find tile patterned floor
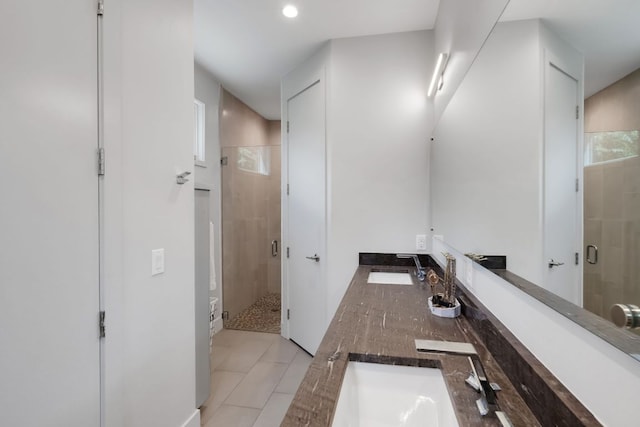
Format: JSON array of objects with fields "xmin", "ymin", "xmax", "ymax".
[
  {"xmin": 225, "ymin": 294, "xmax": 282, "ymax": 334},
  {"xmin": 201, "ymin": 329, "xmax": 312, "ymax": 427}
]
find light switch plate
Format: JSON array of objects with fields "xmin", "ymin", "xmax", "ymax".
[
  {"xmin": 416, "ymin": 234, "xmax": 427, "ymax": 250},
  {"xmin": 152, "ymin": 248, "xmax": 165, "ymax": 276}
]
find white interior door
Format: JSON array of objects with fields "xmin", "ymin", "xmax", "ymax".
[
  {"xmin": 0, "ymin": 1, "xmax": 101, "ymax": 425},
  {"xmin": 544, "ymin": 61, "xmax": 580, "ymax": 305},
  {"xmin": 287, "ymin": 80, "xmax": 326, "ymax": 355}
]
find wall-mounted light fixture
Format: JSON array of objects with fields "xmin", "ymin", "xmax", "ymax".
[
  {"xmin": 427, "ymin": 53, "xmax": 449, "ymax": 97},
  {"xmin": 282, "ymin": 4, "xmax": 298, "ymax": 18}
]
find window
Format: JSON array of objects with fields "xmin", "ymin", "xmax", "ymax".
[
  {"xmin": 194, "ymin": 99, "xmax": 205, "ymax": 166},
  {"xmin": 237, "ymin": 146, "xmax": 271, "ymax": 176},
  {"xmin": 585, "ymin": 130, "xmax": 639, "ymax": 165}
]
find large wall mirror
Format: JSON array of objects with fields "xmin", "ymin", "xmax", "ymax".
[{"xmin": 431, "ymin": 0, "xmax": 640, "ymax": 359}]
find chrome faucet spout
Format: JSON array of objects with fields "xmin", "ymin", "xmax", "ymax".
[
  {"xmin": 467, "ymin": 356, "xmax": 498, "ymax": 416},
  {"xmin": 396, "ymin": 253, "xmax": 426, "ymax": 281}
]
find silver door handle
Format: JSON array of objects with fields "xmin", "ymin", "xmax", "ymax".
[
  {"xmin": 548, "ymin": 259, "xmax": 564, "ymax": 268},
  {"xmin": 305, "ymin": 254, "xmax": 320, "ymax": 262},
  {"xmin": 271, "ymin": 240, "xmax": 278, "ymax": 257},
  {"xmin": 586, "ymin": 244, "xmax": 598, "ymax": 264}
]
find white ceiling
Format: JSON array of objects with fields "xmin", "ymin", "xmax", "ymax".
[
  {"xmin": 501, "ymin": 0, "xmax": 640, "ymax": 98},
  {"xmin": 194, "ymin": 0, "xmax": 640, "ymax": 120},
  {"xmin": 194, "ymin": 0, "xmax": 440, "ymax": 119}
]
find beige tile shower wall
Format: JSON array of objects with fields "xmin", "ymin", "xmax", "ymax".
[
  {"xmin": 584, "ymin": 157, "xmax": 640, "ymax": 317},
  {"xmin": 220, "ymin": 88, "xmax": 269, "ymax": 148},
  {"xmin": 267, "ymin": 121, "xmax": 282, "ymax": 295},
  {"xmin": 585, "ymin": 67, "xmax": 640, "ymax": 132},
  {"xmin": 583, "ymin": 163, "xmax": 604, "ymax": 316},
  {"xmin": 221, "ymin": 146, "xmax": 268, "ymax": 319},
  {"xmin": 220, "ymin": 88, "xmax": 281, "ymax": 320},
  {"xmin": 268, "ymin": 120, "xmax": 281, "ymax": 146},
  {"xmin": 584, "ymin": 67, "xmax": 640, "ymax": 322}
]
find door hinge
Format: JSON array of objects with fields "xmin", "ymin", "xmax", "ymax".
[
  {"xmin": 220, "ymin": 156, "xmax": 228, "ymax": 166},
  {"xmin": 286, "ymin": 121, "xmax": 290, "ymax": 133},
  {"xmin": 287, "ymin": 309, "xmax": 290, "ymax": 320},
  {"xmin": 286, "ymin": 184, "xmax": 289, "ymax": 195},
  {"xmin": 98, "ymin": 147, "xmax": 105, "ymax": 176},
  {"xmin": 286, "ymin": 247, "xmax": 290, "ymax": 258},
  {"xmin": 222, "ymin": 311, "xmax": 229, "ymax": 321},
  {"xmin": 576, "ymin": 105, "xmax": 579, "ymax": 119},
  {"xmin": 575, "ymin": 252, "xmax": 579, "ymax": 265},
  {"xmin": 99, "ymin": 311, "xmax": 106, "ymax": 338},
  {"xmin": 97, "ymin": 0, "xmax": 104, "ymax": 15},
  {"xmin": 575, "ymin": 178, "xmax": 579, "ymax": 192}
]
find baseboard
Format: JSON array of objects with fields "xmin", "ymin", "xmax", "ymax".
[{"xmin": 180, "ymin": 409, "xmax": 200, "ymax": 427}]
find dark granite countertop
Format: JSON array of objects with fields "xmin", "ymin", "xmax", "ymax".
[{"xmin": 282, "ymin": 264, "xmax": 540, "ymax": 426}]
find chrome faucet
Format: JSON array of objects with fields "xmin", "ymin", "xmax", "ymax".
[
  {"xmin": 442, "ymin": 252, "xmax": 457, "ymax": 305},
  {"xmin": 465, "ymin": 356, "xmax": 513, "ymax": 426},
  {"xmin": 427, "ymin": 253, "xmax": 457, "ymax": 307},
  {"xmin": 396, "ymin": 253, "xmax": 426, "ymax": 281},
  {"xmin": 466, "ymin": 356, "xmax": 497, "ymax": 415}
]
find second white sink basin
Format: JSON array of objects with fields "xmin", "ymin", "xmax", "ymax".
[
  {"xmin": 367, "ymin": 271, "xmax": 413, "ymax": 285},
  {"xmin": 332, "ymin": 361, "xmax": 459, "ymax": 427}
]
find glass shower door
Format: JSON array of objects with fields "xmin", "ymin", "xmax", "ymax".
[
  {"xmin": 220, "ymin": 145, "xmax": 281, "ymax": 331},
  {"xmin": 583, "ymin": 131, "xmax": 640, "ymax": 333}
]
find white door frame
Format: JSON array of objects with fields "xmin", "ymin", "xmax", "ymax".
[{"xmin": 97, "ymin": 6, "xmax": 106, "ymax": 425}]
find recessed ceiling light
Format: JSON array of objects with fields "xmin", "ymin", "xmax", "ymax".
[{"xmin": 282, "ymin": 4, "xmax": 298, "ymax": 18}]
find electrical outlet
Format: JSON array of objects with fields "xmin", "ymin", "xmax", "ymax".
[{"xmin": 416, "ymin": 234, "xmax": 427, "ymax": 250}]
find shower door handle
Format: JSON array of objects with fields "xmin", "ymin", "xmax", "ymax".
[
  {"xmin": 586, "ymin": 244, "xmax": 598, "ymax": 264},
  {"xmin": 271, "ymin": 240, "xmax": 278, "ymax": 257},
  {"xmin": 611, "ymin": 304, "xmax": 640, "ymax": 329}
]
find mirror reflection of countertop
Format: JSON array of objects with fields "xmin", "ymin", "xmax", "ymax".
[{"xmin": 281, "ymin": 263, "xmax": 540, "ymax": 426}]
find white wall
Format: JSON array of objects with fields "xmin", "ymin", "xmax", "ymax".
[
  {"xmin": 326, "ymin": 31, "xmax": 434, "ymax": 320},
  {"xmin": 432, "ymin": 20, "xmax": 544, "ymax": 285},
  {"xmin": 194, "ymin": 63, "xmax": 223, "ymax": 316},
  {"xmin": 432, "ymin": 0, "xmax": 509, "ymax": 123},
  {"xmin": 281, "ymin": 30, "xmax": 435, "ymax": 328},
  {"xmin": 433, "ymin": 236, "xmax": 640, "ymax": 425},
  {"xmin": 104, "ymin": 1, "xmax": 199, "ymax": 426}
]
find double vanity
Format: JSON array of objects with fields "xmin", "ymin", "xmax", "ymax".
[{"xmin": 280, "ymin": 253, "xmax": 601, "ymax": 426}]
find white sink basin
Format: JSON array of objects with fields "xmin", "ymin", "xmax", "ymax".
[
  {"xmin": 332, "ymin": 361, "xmax": 459, "ymax": 427},
  {"xmin": 367, "ymin": 271, "xmax": 413, "ymax": 285}
]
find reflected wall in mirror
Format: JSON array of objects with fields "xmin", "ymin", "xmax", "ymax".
[
  {"xmin": 431, "ymin": 0, "xmax": 640, "ymax": 349},
  {"xmin": 431, "ymin": 0, "xmax": 510, "ymax": 124},
  {"xmin": 583, "ymin": 68, "xmax": 640, "ymax": 331}
]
